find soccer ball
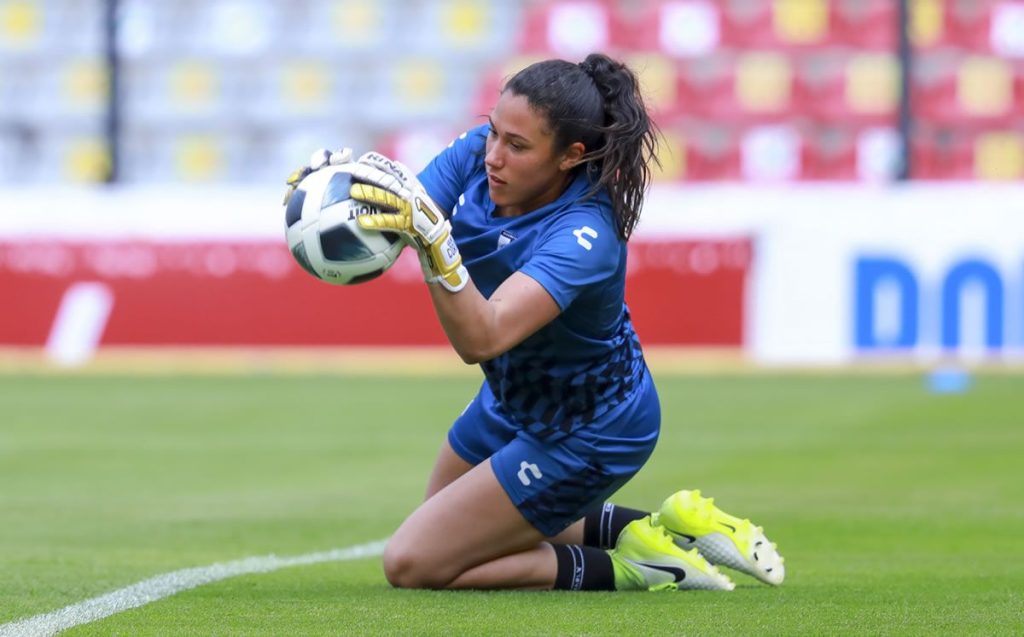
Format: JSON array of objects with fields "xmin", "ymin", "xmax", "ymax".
[{"xmin": 284, "ymin": 164, "xmax": 404, "ymax": 285}]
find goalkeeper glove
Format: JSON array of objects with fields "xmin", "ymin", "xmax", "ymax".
[
  {"xmin": 349, "ymin": 152, "xmax": 469, "ymax": 293},
  {"xmin": 283, "ymin": 147, "xmax": 353, "ymax": 205}
]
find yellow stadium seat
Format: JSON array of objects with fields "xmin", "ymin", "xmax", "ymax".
[
  {"xmin": 910, "ymin": 0, "xmax": 943, "ymax": 47},
  {"xmin": 736, "ymin": 52, "xmax": 792, "ymax": 113},
  {"xmin": 440, "ymin": 0, "xmax": 487, "ymax": 47},
  {"xmin": 773, "ymin": 0, "xmax": 827, "ymax": 45},
  {"xmin": 0, "ymin": 0, "xmax": 41, "ymax": 49},
  {"xmin": 846, "ymin": 53, "xmax": 899, "ymax": 114},
  {"xmin": 62, "ymin": 60, "xmax": 108, "ymax": 112},
  {"xmin": 281, "ymin": 61, "xmax": 331, "ymax": 113},
  {"xmin": 331, "ymin": 0, "xmax": 383, "ymax": 45},
  {"xmin": 395, "ymin": 59, "xmax": 442, "ymax": 104},
  {"xmin": 652, "ymin": 128, "xmax": 686, "ymax": 181},
  {"xmin": 170, "ymin": 61, "xmax": 218, "ymax": 110},
  {"xmin": 64, "ymin": 136, "xmax": 110, "ymax": 183},
  {"xmin": 974, "ymin": 132, "xmax": 1024, "ymax": 180},
  {"xmin": 957, "ymin": 56, "xmax": 1012, "ymax": 117},
  {"xmin": 625, "ymin": 53, "xmax": 676, "ymax": 115},
  {"xmin": 175, "ymin": 136, "xmax": 223, "ymax": 181}
]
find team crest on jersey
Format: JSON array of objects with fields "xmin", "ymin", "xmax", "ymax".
[{"xmin": 497, "ymin": 230, "xmax": 516, "ymax": 249}]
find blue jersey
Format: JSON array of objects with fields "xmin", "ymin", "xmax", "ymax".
[{"xmin": 418, "ymin": 125, "xmax": 648, "ymax": 441}]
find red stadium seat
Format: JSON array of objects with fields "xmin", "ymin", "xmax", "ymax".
[
  {"xmin": 831, "ymin": 0, "xmax": 897, "ymax": 50},
  {"xmin": 912, "ymin": 52, "xmax": 1024, "ymax": 127},
  {"xmin": 943, "ymin": 0, "xmax": 998, "ymax": 51},
  {"xmin": 799, "ymin": 125, "xmax": 859, "ymax": 180},
  {"xmin": 910, "ymin": 126, "xmax": 975, "ymax": 179},
  {"xmin": 675, "ymin": 52, "xmax": 794, "ymax": 124},
  {"xmin": 797, "ymin": 125, "xmax": 901, "ymax": 181},
  {"xmin": 674, "ymin": 53, "xmax": 741, "ymax": 120},
  {"xmin": 794, "ymin": 52, "xmax": 900, "ymax": 126},
  {"xmin": 665, "ymin": 120, "xmax": 743, "ymax": 181},
  {"xmin": 793, "ymin": 52, "xmax": 849, "ymax": 122},
  {"xmin": 720, "ymin": 0, "xmax": 832, "ymax": 49},
  {"xmin": 472, "ymin": 67, "xmax": 504, "ymax": 119}
]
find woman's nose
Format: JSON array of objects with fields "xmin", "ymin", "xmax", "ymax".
[{"xmin": 485, "ymin": 144, "xmax": 502, "ymax": 169}]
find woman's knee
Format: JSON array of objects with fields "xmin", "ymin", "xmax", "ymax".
[{"xmin": 382, "ymin": 538, "xmax": 456, "ymax": 589}]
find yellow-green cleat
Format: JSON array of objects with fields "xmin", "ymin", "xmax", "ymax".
[
  {"xmin": 610, "ymin": 516, "xmax": 735, "ymax": 591},
  {"xmin": 655, "ymin": 489, "xmax": 786, "ymax": 586}
]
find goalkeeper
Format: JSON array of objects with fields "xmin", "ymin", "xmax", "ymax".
[{"xmin": 291, "ymin": 53, "xmax": 784, "ymax": 592}]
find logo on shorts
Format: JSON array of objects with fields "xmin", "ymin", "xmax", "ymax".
[{"xmin": 517, "ymin": 461, "xmax": 542, "ymax": 486}]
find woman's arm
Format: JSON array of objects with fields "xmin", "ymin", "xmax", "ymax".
[{"xmin": 428, "ymin": 272, "xmax": 561, "ymax": 364}]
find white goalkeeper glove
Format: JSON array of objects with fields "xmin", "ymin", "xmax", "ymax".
[
  {"xmin": 348, "ymin": 152, "xmax": 469, "ymax": 293},
  {"xmin": 283, "ymin": 147, "xmax": 354, "ymax": 204}
]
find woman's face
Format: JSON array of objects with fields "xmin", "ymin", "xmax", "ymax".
[{"xmin": 484, "ymin": 92, "xmax": 583, "ymax": 217}]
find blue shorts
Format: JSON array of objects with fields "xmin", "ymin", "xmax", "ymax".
[{"xmin": 448, "ymin": 370, "xmax": 660, "ymax": 537}]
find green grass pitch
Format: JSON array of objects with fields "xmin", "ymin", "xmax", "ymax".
[{"xmin": 1, "ymin": 372, "xmax": 1022, "ymax": 635}]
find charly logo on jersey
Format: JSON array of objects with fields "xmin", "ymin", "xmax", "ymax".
[
  {"xmin": 573, "ymin": 226, "xmax": 598, "ymax": 250},
  {"xmin": 517, "ymin": 461, "xmax": 542, "ymax": 486},
  {"xmin": 497, "ymin": 229, "xmax": 516, "ymax": 249}
]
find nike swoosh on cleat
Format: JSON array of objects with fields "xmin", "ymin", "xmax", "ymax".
[
  {"xmin": 636, "ymin": 562, "xmax": 687, "ymax": 583},
  {"xmin": 719, "ymin": 522, "xmax": 737, "ymax": 532}
]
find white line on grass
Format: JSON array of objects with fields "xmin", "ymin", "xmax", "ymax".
[{"xmin": 0, "ymin": 539, "xmax": 387, "ymax": 637}]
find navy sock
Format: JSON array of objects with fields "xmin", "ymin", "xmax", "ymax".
[
  {"xmin": 551, "ymin": 544, "xmax": 615, "ymax": 591},
  {"xmin": 583, "ymin": 504, "xmax": 648, "ymax": 549}
]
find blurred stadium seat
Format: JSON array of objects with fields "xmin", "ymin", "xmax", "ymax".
[
  {"xmin": 519, "ymin": 0, "xmax": 619, "ymax": 58},
  {"xmin": 0, "ymin": 0, "xmax": 42, "ymax": 52},
  {"xmin": 910, "ymin": 125, "xmax": 975, "ymax": 179},
  {"xmin": 719, "ymin": 0, "xmax": 831, "ymax": 49},
  {"xmin": 912, "ymin": 51, "xmax": 1022, "ymax": 126},
  {"xmin": 1, "ymin": 0, "xmax": 1020, "ymax": 184},
  {"xmin": 973, "ymin": 128, "xmax": 1024, "ymax": 179},
  {"xmin": 832, "ymin": 0, "xmax": 897, "ymax": 49}
]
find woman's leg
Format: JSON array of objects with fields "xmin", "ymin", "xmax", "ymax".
[
  {"xmin": 423, "ymin": 440, "xmax": 588, "ymax": 547},
  {"xmin": 423, "ymin": 440, "xmax": 474, "ymax": 500},
  {"xmin": 383, "ymin": 458, "xmax": 555, "ymax": 589}
]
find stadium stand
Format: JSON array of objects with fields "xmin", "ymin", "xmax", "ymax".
[{"xmin": 0, "ymin": 0, "xmax": 1021, "ymax": 184}]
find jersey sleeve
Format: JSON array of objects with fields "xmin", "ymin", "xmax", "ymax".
[
  {"xmin": 416, "ymin": 125, "xmax": 487, "ymax": 215},
  {"xmin": 519, "ymin": 210, "xmax": 622, "ymax": 310}
]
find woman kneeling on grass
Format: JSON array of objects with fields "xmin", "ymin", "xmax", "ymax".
[{"xmin": 288, "ymin": 53, "xmax": 784, "ymax": 592}]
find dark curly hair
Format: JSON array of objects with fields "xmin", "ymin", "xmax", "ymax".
[{"xmin": 503, "ymin": 53, "xmax": 661, "ymax": 240}]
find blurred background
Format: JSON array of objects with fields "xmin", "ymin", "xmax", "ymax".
[{"xmin": 1, "ymin": 0, "xmax": 1023, "ymax": 370}]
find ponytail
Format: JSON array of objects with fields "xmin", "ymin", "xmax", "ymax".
[{"xmin": 504, "ymin": 53, "xmax": 660, "ymax": 240}]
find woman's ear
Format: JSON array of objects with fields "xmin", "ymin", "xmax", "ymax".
[{"xmin": 559, "ymin": 142, "xmax": 586, "ymax": 171}]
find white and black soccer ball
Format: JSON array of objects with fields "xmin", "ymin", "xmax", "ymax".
[{"xmin": 284, "ymin": 164, "xmax": 404, "ymax": 285}]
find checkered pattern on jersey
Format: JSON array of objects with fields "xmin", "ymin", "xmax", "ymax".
[
  {"xmin": 480, "ymin": 313, "xmax": 645, "ymax": 441},
  {"xmin": 518, "ymin": 459, "xmax": 618, "ymax": 533}
]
